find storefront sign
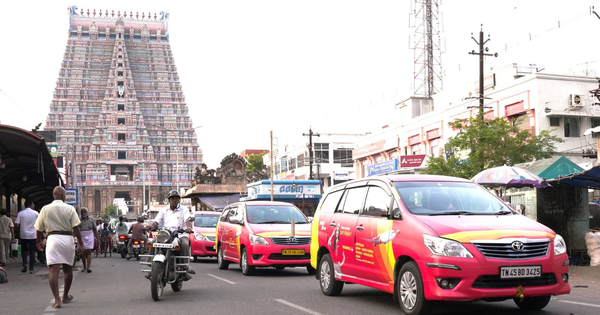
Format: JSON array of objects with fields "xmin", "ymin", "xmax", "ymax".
[
  {"xmin": 368, "ymin": 159, "xmax": 398, "ymax": 176},
  {"xmin": 334, "ymin": 172, "xmax": 349, "ymax": 181},
  {"xmin": 65, "ymin": 189, "xmax": 77, "ymax": 205},
  {"xmin": 400, "ymin": 155, "xmax": 426, "ymax": 168},
  {"xmin": 353, "ymin": 140, "xmax": 386, "ymax": 159},
  {"xmin": 48, "ymin": 145, "xmax": 58, "ymax": 158}
]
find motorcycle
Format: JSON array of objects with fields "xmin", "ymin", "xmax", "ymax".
[
  {"xmin": 118, "ymin": 234, "xmax": 130, "ymax": 258},
  {"xmin": 140, "ymin": 229, "xmax": 195, "ymax": 301},
  {"xmin": 130, "ymin": 238, "xmax": 147, "ymax": 261}
]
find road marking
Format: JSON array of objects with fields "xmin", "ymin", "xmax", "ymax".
[
  {"xmin": 207, "ymin": 273, "xmax": 236, "ymax": 284},
  {"xmin": 275, "ymin": 299, "xmax": 322, "ymax": 315},
  {"xmin": 558, "ymin": 300, "xmax": 600, "ymax": 308}
]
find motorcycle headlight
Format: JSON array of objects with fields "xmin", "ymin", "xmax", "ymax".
[
  {"xmin": 554, "ymin": 234, "xmax": 567, "ymax": 255},
  {"xmin": 423, "ymin": 235, "xmax": 473, "ymax": 258},
  {"xmin": 156, "ymin": 230, "xmax": 170, "ymax": 243},
  {"xmin": 249, "ymin": 234, "xmax": 269, "ymax": 245},
  {"xmin": 194, "ymin": 232, "xmax": 209, "ymax": 241}
]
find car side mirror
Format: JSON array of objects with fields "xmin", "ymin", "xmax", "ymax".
[
  {"xmin": 307, "ymin": 217, "xmax": 313, "ymax": 223},
  {"xmin": 391, "ymin": 207, "xmax": 402, "ymax": 220}
]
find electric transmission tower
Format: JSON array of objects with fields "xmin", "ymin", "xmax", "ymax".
[{"xmin": 411, "ymin": 0, "xmax": 443, "ymax": 98}]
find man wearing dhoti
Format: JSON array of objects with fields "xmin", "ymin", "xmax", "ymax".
[
  {"xmin": 34, "ymin": 187, "xmax": 84, "ymax": 309},
  {"xmin": 79, "ymin": 208, "xmax": 98, "ymax": 273}
]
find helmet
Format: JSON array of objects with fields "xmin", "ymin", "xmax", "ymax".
[{"xmin": 167, "ymin": 190, "xmax": 181, "ymax": 199}]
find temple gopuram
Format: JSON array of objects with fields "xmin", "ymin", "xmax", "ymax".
[{"xmin": 44, "ymin": 7, "xmax": 202, "ymax": 217}]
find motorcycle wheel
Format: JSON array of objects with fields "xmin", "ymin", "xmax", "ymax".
[
  {"xmin": 136, "ymin": 254, "xmax": 140, "ymax": 261},
  {"xmin": 120, "ymin": 249, "xmax": 126, "ymax": 259},
  {"xmin": 171, "ymin": 279, "xmax": 183, "ymax": 292},
  {"xmin": 150, "ymin": 263, "xmax": 164, "ymax": 301}
]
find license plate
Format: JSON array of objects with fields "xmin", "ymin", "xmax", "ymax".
[
  {"xmin": 500, "ymin": 265, "xmax": 541, "ymax": 279},
  {"xmin": 118, "ymin": 241, "xmax": 124, "ymax": 245},
  {"xmin": 153, "ymin": 243, "xmax": 174, "ymax": 248},
  {"xmin": 282, "ymin": 249, "xmax": 305, "ymax": 255},
  {"xmin": 132, "ymin": 245, "xmax": 140, "ymax": 248}
]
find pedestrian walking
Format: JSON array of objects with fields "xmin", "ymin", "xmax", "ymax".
[
  {"xmin": 0, "ymin": 209, "xmax": 15, "ymax": 266},
  {"xmin": 15, "ymin": 200, "xmax": 39, "ymax": 273},
  {"xmin": 34, "ymin": 187, "xmax": 83, "ymax": 309},
  {"xmin": 79, "ymin": 207, "xmax": 98, "ymax": 273}
]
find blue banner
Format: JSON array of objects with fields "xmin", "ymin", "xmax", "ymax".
[{"xmin": 368, "ymin": 159, "xmax": 398, "ymax": 176}]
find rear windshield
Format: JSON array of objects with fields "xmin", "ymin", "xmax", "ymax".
[
  {"xmin": 246, "ymin": 205, "xmax": 309, "ymax": 224},
  {"xmin": 194, "ymin": 214, "xmax": 220, "ymax": 227},
  {"xmin": 393, "ymin": 181, "xmax": 510, "ymax": 216}
]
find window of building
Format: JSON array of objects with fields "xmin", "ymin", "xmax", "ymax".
[
  {"xmin": 289, "ymin": 158, "xmax": 297, "ymax": 170},
  {"xmin": 117, "ymin": 104, "xmax": 125, "ymax": 111},
  {"xmin": 118, "ymin": 71, "xmax": 123, "ymax": 76},
  {"xmin": 280, "ymin": 158, "xmax": 288, "ymax": 172},
  {"xmin": 550, "ymin": 117, "xmax": 560, "ymax": 127},
  {"xmin": 118, "ymin": 133, "xmax": 125, "ymax": 141},
  {"xmin": 333, "ymin": 148, "xmax": 353, "ymax": 166},
  {"xmin": 564, "ymin": 117, "xmax": 580, "ymax": 137},
  {"xmin": 118, "ymin": 118, "xmax": 125, "ymax": 125},
  {"xmin": 314, "ymin": 143, "xmax": 330, "ymax": 163},
  {"xmin": 297, "ymin": 153, "xmax": 305, "ymax": 167},
  {"xmin": 592, "ymin": 118, "xmax": 600, "ymax": 138},
  {"xmin": 118, "ymin": 151, "xmax": 126, "ymax": 159}
]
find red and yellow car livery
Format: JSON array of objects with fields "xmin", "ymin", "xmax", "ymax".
[
  {"xmin": 190, "ymin": 211, "xmax": 220, "ymax": 260},
  {"xmin": 216, "ymin": 201, "xmax": 314, "ymax": 275}
]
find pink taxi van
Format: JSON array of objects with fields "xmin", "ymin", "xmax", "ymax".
[{"xmin": 310, "ymin": 175, "xmax": 570, "ymax": 315}]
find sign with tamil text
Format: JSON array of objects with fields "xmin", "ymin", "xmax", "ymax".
[
  {"xmin": 400, "ymin": 155, "xmax": 426, "ymax": 168},
  {"xmin": 368, "ymin": 159, "xmax": 398, "ymax": 176},
  {"xmin": 65, "ymin": 188, "xmax": 77, "ymax": 205}
]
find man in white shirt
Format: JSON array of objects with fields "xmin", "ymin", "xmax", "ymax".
[
  {"xmin": 151, "ymin": 190, "xmax": 193, "ymax": 280},
  {"xmin": 15, "ymin": 200, "xmax": 39, "ymax": 273}
]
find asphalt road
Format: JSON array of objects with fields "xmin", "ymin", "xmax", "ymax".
[{"xmin": 2, "ymin": 255, "xmax": 600, "ymax": 315}]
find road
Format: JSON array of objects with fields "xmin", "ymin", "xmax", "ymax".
[{"xmin": 2, "ymin": 255, "xmax": 600, "ymax": 315}]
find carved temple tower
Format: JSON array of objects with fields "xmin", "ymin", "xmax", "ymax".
[{"xmin": 44, "ymin": 7, "xmax": 202, "ymax": 217}]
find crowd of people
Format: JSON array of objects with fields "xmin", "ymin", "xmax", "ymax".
[{"xmin": 0, "ymin": 187, "xmax": 191, "ymax": 308}]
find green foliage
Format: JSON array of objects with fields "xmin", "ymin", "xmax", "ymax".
[
  {"xmin": 246, "ymin": 153, "xmax": 266, "ymax": 172},
  {"xmin": 423, "ymin": 114, "xmax": 563, "ymax": 179},
  {"xmin": 101, "ymin": 204, "xmax": 119, "ymax": 221}
]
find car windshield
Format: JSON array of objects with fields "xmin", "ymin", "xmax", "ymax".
[
  {"xmin": 246, "ymin": 205, "xmax": 309, "ymax": 224},
  {"xmin": 194, "ymin": 215, "xmax": 220, "ymax": 228},
  {"xmin": 393, "ymin": 181, "xmax": 511, "ymax": 215}
]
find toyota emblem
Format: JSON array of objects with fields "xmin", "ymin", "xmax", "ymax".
[{"xmin": 511, "ymin": 241, "xmax": 525, "ymax": 252}]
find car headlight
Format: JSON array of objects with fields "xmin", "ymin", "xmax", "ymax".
[
  {"xmin": 194, "ymin": 232, "xmax": 209, "ymax": 241},
  {"xmin": 554, "ymin": 234, "xmax": 567, "ymax": 255},
  {"xmin": 423, "ymin": 235, "xmax": 473, "ymax": 258},
  {"xmin": 249, "ymin": 234, "xmax": 269, "ymax": 245}
]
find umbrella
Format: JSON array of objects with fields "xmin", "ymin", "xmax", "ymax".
[{"xmin": 471, "ymin": 165, "xmax": 548, "ymax": 189}]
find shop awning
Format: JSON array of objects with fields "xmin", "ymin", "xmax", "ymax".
[
  {"xmin": 199, "ymin": 194, "xmax": 240, "ymax": 211},
  {"xmin": 515, "ymin": 156, "xmax": 584, "ymax": 180},
  {"xmin": 556, "ymin": 165, "xmax": 600, "ymax": 188}
]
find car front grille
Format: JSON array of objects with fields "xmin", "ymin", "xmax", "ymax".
[
  {"xmin": 472, "ymin": 240, "xmax": 549, "ymax": 260},
  {"xmin": 268, "ymin": 253, "xmax": 311, "ymax": 260},
  {"xmin": 269, "ymin": 236, "xmax": 311, "ymax": 246},
  {"xmin": 472, "ymin": 273, "xmax": 557, "ymax": 288}
]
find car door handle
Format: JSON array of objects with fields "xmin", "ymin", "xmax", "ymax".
[
  {"xmin": 229, "ymin": 229, "xmax": 233, "ymax": 232},
  {"xmin": 356, "ymin": 225, "xmax": 364, "ymax": 231},
  {"xmin": 330, "ymin": 222, "xmax": 336, "ymax": 227}
]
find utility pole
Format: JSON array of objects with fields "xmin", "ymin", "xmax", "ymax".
[
  {"xmin": 468, "ymin": 25, "xmax": 497, "ymax": 122},
  {"xmin": 270, "ymin": 131, "xmax": 274, "ymax": 201},
  {"xmin": 302, "ymin": 128, "xmax": 320, "ymax": 180}
]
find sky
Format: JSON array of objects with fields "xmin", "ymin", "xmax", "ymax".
[{"xmin": 1, "ymin": 1, "xmax": 600, "ymax": 168}]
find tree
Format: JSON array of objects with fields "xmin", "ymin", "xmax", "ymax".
[
  {"xmin": 422, "ymin": 114, "xmax": 562, "ymax": 179},
  {"xmin": 101, "ymin": 204, "xmax": 119, "ymax": 222},
  {"xmin": 245, "ymin": 153, "xmax": 266, "ymax": 172}
]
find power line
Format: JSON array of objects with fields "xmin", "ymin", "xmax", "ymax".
[{"xmin": 0, "ymin": 87, "xmax": 29, "ymax": 115}]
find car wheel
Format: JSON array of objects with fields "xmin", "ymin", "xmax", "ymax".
[
  {"xmin": 241, "ymin": 248, "xmax": 255, "ymax": 276},
  {"xmin": 217, "ymin": 246, "xmax": 229, "ymax": 270},
  {"xmin": 275, "ymin": 266, "xmax": 285, "ymax": 270},
  {"xmin": 307, "ymin": 264, "xmax": 316, "ymax": 275},
  {"xmin": 193, "ymin": 256, "xmax": 198, "ymax": 262},
  {"xmin": 513, "ymin": 295, "xmax": 551, "ymax": 311},
  {"xmin": 398, "ymin": 261, "xmax": 432, "ymax": 315},
  {"xmin": 319, "ymin": 253, "xmax": 343, "ymax": 296}
]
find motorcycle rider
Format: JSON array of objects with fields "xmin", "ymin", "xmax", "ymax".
[
  {"xmin": 150, "ymin": 190, "xmax": 192, "ymax": 280},
  {"xmin": 126, "ymin": 217, "xmax": 147, "ymax": 260},
  {"xmin": 116, "ymin": 216, "xmax": 129, "ymax": 238}
]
